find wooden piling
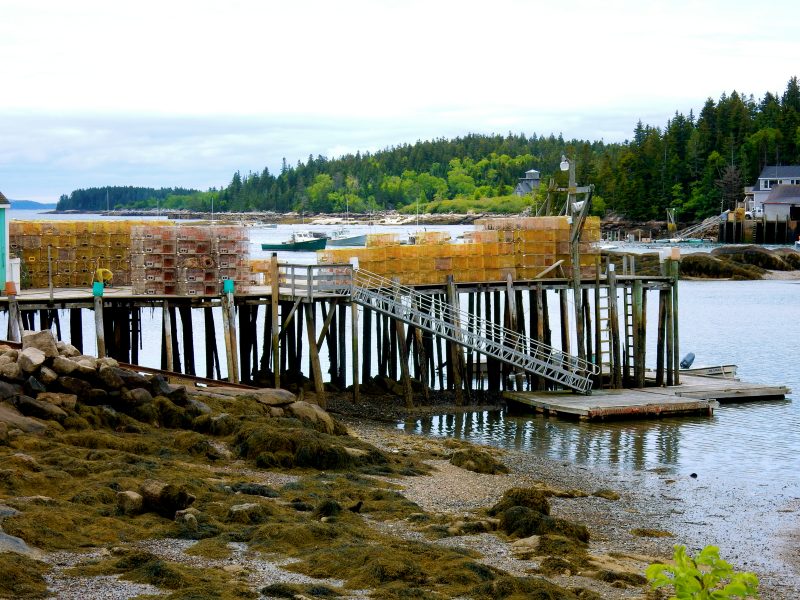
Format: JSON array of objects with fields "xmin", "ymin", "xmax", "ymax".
[
  {"xmin": 162, "ymin": 300, "xmax": 173, "ymax": 371},
  {"xmin": 70, "ymin": 307, "xmax": 83, "ymax": 354},
  {"xmin": 506, "ymin": 274, "xmax": 525, "ymax": 391},
  {"xmin": 446, "ymin": 276, "xmax": 464, "ymax": 405},
  {"xmin": 361, "ymin": 304, "xmax": 372, "ymax": 384},
  {"xmin": 351, "ymin": 301, "xmax": 360, "ymax": 403},
  {"xmin": 393, "ymin": 280, "xmax": 414, "ymax": 408},
  {"xmin": 93, "ymin": 296, "xmax": 105, "ymax": 358},
  {"xmin": 303, "ymin": 302, "xmax": 326, "ymax": 408},
  {"xmin": 270, "ymin": 253, "xmax": 280, "ymax": 388},
  {"xmin": 606, "ymin": 265, "xmax": 622, "ymax": 389}
]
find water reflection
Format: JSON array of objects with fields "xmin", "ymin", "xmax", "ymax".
[{"xmin": 400, "ymin": 398, "xmax": 793, "ymax": 476}]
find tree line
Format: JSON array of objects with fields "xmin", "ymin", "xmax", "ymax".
[{"xmin": 56, "ymin": 77, "xmax": 800, "ymax": 222}]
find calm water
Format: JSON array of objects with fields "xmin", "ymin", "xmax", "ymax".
[{"xmin": 401, "ymin": 279, "xmax": 800, "ymax": 485}]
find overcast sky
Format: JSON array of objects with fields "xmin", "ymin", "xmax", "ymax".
[{"xmin": 1, "ymin": 0, "xmax": 798, "ymax": 202}]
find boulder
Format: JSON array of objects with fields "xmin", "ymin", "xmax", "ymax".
[
  {"xmin": 37, "ymin": 392, "xmax": 77, "ymax": 411},
  {"xmin": 226, "ymin": 502, "xmax": 269, "ymax": 524},
  {"xmin": 0, "ymin": 381, "xmax": 23, "ymax": 401},
  {"xmin": 22, "ymin": 330, "xmax": 59, "ymax": 359},
  {"xmin": 76, "ymin": 356, "xmax": 98, "ymax": 371},
  {"xmin": 97, "ymin": 365, "xmax": 125, "ymax": 390},
  {"xmin": 52, "ymin": 356, "xmax": 78, "ymax": 376},
  {"xmin": 23, "ymin": 376, "xmax": 47, "ymax": 397},
  {"xmin": 18, "ymin": 347, "xmax": 46, "ymax": 374},
  {"xmin": 122, "ymin": 387, "xmax": 153, "ymax": 407},
  {"xmin": 150, "ymin": 375, "xmax": 187, "ymax": 405},
  {"xmin": 0, "ymin": 403, "xmax": 46, "ymax": 433},
  {"xmin": 240, "ymin": 388, "xmax": 297, "ymax": 407},
  {"xmin": 38, "ymin": 366, "xmax": 59, "ymax": 386},
  {"xmin": 58, "ymin": 376, "xmax": 93, "ymax": 397},
  {"xmin": 0, "ymin": 531, "xmax": 37, "ymax": 557},
  {"xmin": 139, "ymin": 479, "xmax": 195, "ymax": 516},
  {"xmin": 186, "ymin": 397, "xmax": 211, "ymax": 415},
  {"xmin": 0, "ymin": 355, "xmax": 14, "ymax": 366},
  {"xmin": 116, "ymin": 490, "xmax": 144, "ymax": 515},
  {"xmin": 114, "ymin": 367, "xmax": 151, "ymax": 388},
  {"xmin": 286, "ymin": 400, "xmax": 335, "ymax": 434},
  {"xmin": 0, "ymin": 362, "xmax": 22, "ymax": 381},
  {"xmin": 0, "ymin": 421, "xmax": 7, "ymax": 444},
  {"xmin": 97, "ymin": 357, "xmax": 119, "ymax": 369},
  {"xmin": 12, "ymin": 395, "xmax": 67, "ymax": 422},
  {"xmin": 83, "ymin": 389, "xmax": 110, "ymax": 404},
  {"xmin": 56, "ymin": 341, "xmax": 81, "ymax": 357}
]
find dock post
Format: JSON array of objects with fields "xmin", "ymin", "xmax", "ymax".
[
  {"xmin": 92, "ymin": 296, "xmax": 105, "ymax": 358},
  {"xmin": 413, "ymin": 296, "xmax": 430, "ymax": 400},
  {"xmin": 204, "ymin": 307, "xmax": 221, "ymax": 379},
  {"xmin": 69, "ymin": 308, "xmax": 83, "ymax": 353},
  {"xmin": 593, "ymin": 257, "xmax": 602, "ymax": 383},
  {"xmin": 506, "ymin": 274, "xmax": 525, "ymax": 391},
  {"xmin": 392, "ymin": 279, "xmax": 414, "ymax": 408},
  {"xmin": 606, "ymin": 264, "xmax": 622, "ymax": 389},
  {"xmin": 670, "ymin": 259, "xmax": 680, "ymax": 385},
  {"xmin": 446, "ymin": 276, "xmax": 464, "ymax": 404},
  {"xmin": 179, "ymin": 305, "xmax": 196, "ymax": 376},
  {"xmin": 656, "ymin": 289, "xmax": 667, "ymax": 386},
  {"xmin": 351, "ymin": 301, "xmax": 360, "ymax": 403},
  {"xmin": 559, "ymin": 289, "xmax": 571, "ymax": 356},
  {"xmin": 633, "ymin": 279, "xmax": 645, "ymax": 388},
  {"xmin": 304, "ymin": 302, "xmax": 326, "ymax": 408},
  {"xmin": 162, "ymin": 300, "xmax": 173, "ymax": 371},
  {"xmin": 270, "ymin": 253, "xmax": 280, "ymax": 388},
  {"xmin": 7, "ymin": 296, "xmax": 21, "ymax": 342},
  {"xmin": 130, "ymin": 307, "xmax": 138, "ymax": 364},
  {"xmin": 361, "ymin": 304, "xmax": 372, "ymax": 384}
]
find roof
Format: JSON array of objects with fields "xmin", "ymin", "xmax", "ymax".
[
  {"xmin": 0, "ymin": 190, "xmax": 9, "ymax": 205},
  {"xmin": 757, "ymin": 165, "xmax": 800, "ymax": 179},
  {"xmin": 764, "ymin": 184, "xmax": 800, "ymax": 204},
  {"xmin": 524, "ymin": 169, "xmax": 540, "ymax": 178}
]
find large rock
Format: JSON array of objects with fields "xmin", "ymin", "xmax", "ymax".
[
  {"xmin": 116, "ymin": 490, "xmax": 144, "ymax": 515},
  {"xmin": 56, "ymin": 341, "xmax": 81, "ymax": 357},
  {"xmin": 0, "ymin": 403, "xmax": 47, "ymax": 433},
  {"xmin": 18, "ymin": 347, "xmax": 46, "ymax": 374},
  {"xmin": 226, "ymin": 502, "xmax": 269, "ymax": 524},
  {"xmin": 122, "ymin": 387, "xmax": 153, "ymax": 407},
  {"xmin": 83, "ymin": 388, "xmax": 109, "ymax": 404},
  {"xmin": 139, "ymin": 479, "xmax": 195, "ymax": 516},
  {"xmin": 150, "ymin": 375, "xmax": 187, "ymax": 405},
  {"xmin": 0, "ymin": 381, "xmax": 23, "ymax": 401},
  {"xmin": 22, "ymin": 330, "xmax": 59, "ymax": 359},
  {"xmin": 23, "ymin": 376, "xmax": 47, "ymax": 397},
  {"xmin": 286, "ymin": 400, "xmax": 335, "ymax": 434},
  {"xmin": 13, "ymin": 395, "xmax": 67, "ymax": 422},
  {"xmin": 97, "ymin": 365, "xmax": 125, "ymax": 390},
  {"xmin": 114, "ymin": 367, "xmax": 151, "ymax": 389},
  {"xmin": 52, "ymin": 356, "xmax": 78, "ymax": 376},
  {"xmin": 0, "ymin": 354, "xmax": 14, "ymax": 366},
  {"xmin": 240, "ymin": 388, "xmax": 297, "ymax": 407},
  {"xmin": 0, "ymin": 363, "xmax": 22, "ymax": 381},
  {"xmin": 0, "ymin": 421, "xmax": 7, "ymax": 444},
  {"xmin": 38, "ymin": 367, "xmax": 58, "ymax": 386},
  {"xmin": 37, "ymin": 392, "xmax": 77, "ymax": 411},
  {"xmin": 58, "ymin": 376, "xmax": 93, "ymax": 396}
]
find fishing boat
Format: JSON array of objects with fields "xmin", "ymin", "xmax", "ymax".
[
  {"xmin": 327, "ymin": 227, "xmax": 367, "ymax": 247},
  {"xmin": 261, "ymin": 231, "xmax": 327, "ymax": 251}
]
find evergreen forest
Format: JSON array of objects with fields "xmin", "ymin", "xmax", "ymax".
[{"xmin": 56, "ymin": 77, "xmax": 800, "ymax": 222}]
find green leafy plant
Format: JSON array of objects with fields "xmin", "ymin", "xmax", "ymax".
[{"xmin": 647, "ymin": 545, "xmax": 759, "ymax": 599}]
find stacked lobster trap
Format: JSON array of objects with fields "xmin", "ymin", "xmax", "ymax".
[{"xmin": 130, "ymin": 225, "xmax": 251, "ymax": 295}]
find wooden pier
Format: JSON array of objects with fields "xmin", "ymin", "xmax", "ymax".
[{"xmin": 505, "ymin": 373, "xmax": 789, "ymax": 421}]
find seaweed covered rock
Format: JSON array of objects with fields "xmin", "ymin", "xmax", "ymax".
[
  {"xmin": 680, "ymin": 253, "xmax": 764, "ymax": 279},
  {"xmin": 489, "ymin": 487, "xmax": 551, "ymax": 516},
  {"xmin": 139, "ymin": 479, "xmax": 195, "ymax": 517},
  {"xmin": 449, "ymin": 447, "xmax": 509, "ymax": 474}
]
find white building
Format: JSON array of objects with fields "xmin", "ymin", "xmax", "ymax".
[{"xmin": 751, "ymin": 165, "xmax": 800, "ymax": 211}]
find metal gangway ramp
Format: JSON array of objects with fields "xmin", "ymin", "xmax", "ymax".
[{"xmin": 350, "ymin": 269, "xmax": 598, "ymax": 394}]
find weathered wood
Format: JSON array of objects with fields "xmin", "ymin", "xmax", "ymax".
[
  {"xmin": 162, "ymin": 300, "xmax": 173, "ymax": 372},
  {"xmin": 238, "ymin": 303, "xmax": 251, "ymax": 382},
  {"xmin": 303, "ymin": 302, "xmax": 326, "ymax": 408},
  {"xmin": 8, "ymin": 296, "xmax": 21, "ymax": 342},
  {"xmin": 535, "ymin": 284, "xmax": 545, "ymax": 390},
  {"xmin": 488, "ymin": 290, "xmax": 501, "ymax": 391},
  {"xmin": 169, "ymin": 303, "xmax": 182, "ymax": 373},
  {"xmin": 633, "ymin": 279, "xmax": 644, "ymax": 388},
  {"xmin": 412, "ymin": 296, "xmax": 430, "ymax": 400},
  {"xmin": 656, "ymin": 290, "xmax": 667, "ymax": 386},
  {"xmin": 393, "ymin": 279, "xmax": 414, "ymax": 408},
  {"xmin": 506, "ymin": 274, "xmax": 525, "ymax": 391},
  {"xmin": 559, "ymin": 289, "xmax": 571, "ymax": 358},
  {"xmin": 361, "ymin": 304, "xmax": 372, "ymax": 383},
  {"xmin": 70, "ymin": 307, "xmax": 83, "ymax": 353},
  {"xmin": 270, "ymin": 253, "xmax": 280, "ymax": 388},
  {"xmin": 446, "ymin": 276, "xmax": 464, "ymax": 405},
  {"xmin": 606, "ymin": 264, "xmax": 622, "ymax": 389},
  {"xmin": 671, "ymin": 259, "xmax": 680, "ymax": 385},
  {"xmin": 130, "ymin": 307, "xmax": 139, "ymax": 364},
  {"xmin": 93, "ymin": 296, "xmax": 105, "ymax": 358},
  {"xmin": 204, "ymin": 307, "xmax": 221, "ymax": 380},
  {"xmin": 351, "ymin": 301, "xmax": 360, "ymax": 403},
  {"xmin": 338, "ymin": 301, "xmax": 347, "ymax": 389}
]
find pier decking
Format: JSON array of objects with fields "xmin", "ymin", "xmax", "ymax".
[{"xmin": 505, "ymin": 374, "xmax": 790, "ymax": 420}]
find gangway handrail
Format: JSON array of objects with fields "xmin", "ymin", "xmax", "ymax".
[{"xmin": 350, "ymin": 268, "xmax": 597, "ymax": 393}]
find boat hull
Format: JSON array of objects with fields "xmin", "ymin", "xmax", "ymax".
[
  {"xmin": 261, "ymin": 238, "xmax": 327, "ymax": 251},
  {"xmin": 680, "ymin": 365, "xmax": 738, "ymax": 378},
  {"xmin": 328, "ymin": 234, "xmax": 367, "ymax": 247}
]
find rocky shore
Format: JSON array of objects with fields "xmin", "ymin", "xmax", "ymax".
[{"xmin": 1, "ymin": 330, "xmax": 794, "ymax": 599}]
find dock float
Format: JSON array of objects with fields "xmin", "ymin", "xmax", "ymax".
[{"xmin": 505, "ymin": 375, "xmax": 790, "ymax": 421}]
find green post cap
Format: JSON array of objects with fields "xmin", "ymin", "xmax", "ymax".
[
  {"xmin": 222, "ymin": 279, "xmax": 235, "ymax": 293},
  {"xmin": 92, "ymin": 281, "xmax": 105, "ymax": 297}
]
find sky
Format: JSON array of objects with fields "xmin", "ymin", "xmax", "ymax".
[{"xmin": 1, "ymin": 0, "xmax": 798, "ymax": 203}]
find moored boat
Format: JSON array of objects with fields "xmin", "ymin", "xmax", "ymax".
[
  {"xmin": 327, "ymin": 227, "xmax": 367, "ymax": 247},
  {"xmin": 261, "ymin": 231, "xmax": 327, "ymax": 251}
]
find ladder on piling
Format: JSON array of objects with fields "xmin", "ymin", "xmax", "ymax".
[{"xmin": 350, "ymin": 270, "xmax": 598, "ymax": 394}]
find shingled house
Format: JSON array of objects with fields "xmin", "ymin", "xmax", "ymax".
[{"xmin": 513, "ymin": 169, "xmax": 541, "ymax": 196}]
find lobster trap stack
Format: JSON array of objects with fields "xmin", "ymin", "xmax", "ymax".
[{"xmin": 130, "ymin": 225, "xmax": 250, "ymax": 295}]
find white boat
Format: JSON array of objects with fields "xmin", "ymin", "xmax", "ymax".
[
  {"xmin": 680, "ymin": 364, "xmax": 738, "ymax": 378},
  {"xmin": 327, "ymin": 227, "xmax": 367, "ymax": 247}
]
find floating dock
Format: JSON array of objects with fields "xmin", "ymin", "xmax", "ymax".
[{"xmin": 505, "ymin": 374, "xmax": 790, "ymax": 420}]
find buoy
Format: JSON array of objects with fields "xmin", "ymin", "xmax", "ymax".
[{"xmin": 680, "ymin": 352, "xmax": 695, "ymax": 369}]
